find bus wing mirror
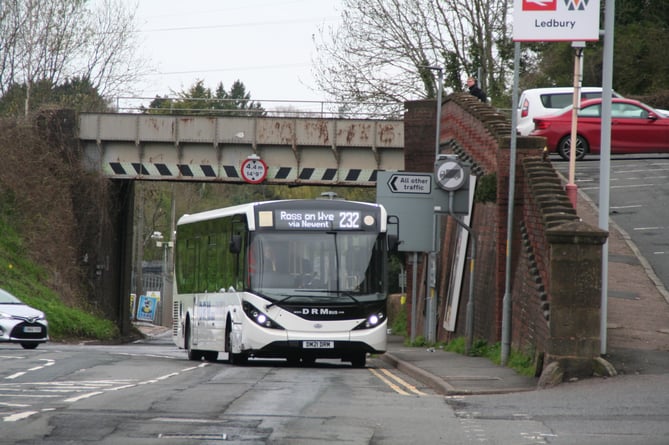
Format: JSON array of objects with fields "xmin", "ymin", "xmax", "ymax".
[
  {"xmin": 229, "ymin": 234, "xmax": 242, "ymax": 254},
  {"xmin": 387, "ymin": 215, "xmax": 401, "ymax": 252},
  {"xmin": 388, "ymin": 234, "xmax": 401, "ymax": 252}
]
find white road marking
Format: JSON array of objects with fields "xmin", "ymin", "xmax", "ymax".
[
  {"xmin": 3, "ymin": 411, "xmax": 38, "ymax": 422},
  {"xmin": 4, "ymin": 359, "xmax": 55, "ymax": 380},
  {"xmin": 1, "ymin": 360, "xmax": 211, "ymax": 422},
  {"xmin": 0, "ymin": 402, "xmax": 30, "ymax": 408},
  {"xmin": 63, "ymin": 391, "xmax": 105, "ymax": 403}
]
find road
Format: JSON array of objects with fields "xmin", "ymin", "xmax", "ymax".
[
  {"xmin": 0, "ymin": 335, "xmax": 477, "ymax": 444},
  {"xmin": 2, "ymin": 331, "xmax": 668, "ymax": 444},
  {"xmin": 551, "ymin": 154, "xmax": 669, "ymax": 292}
]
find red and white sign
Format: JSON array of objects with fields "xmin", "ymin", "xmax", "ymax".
[
  {"xmin": 240, "ymin": 157, "xmax": 268, "ymax": 184},
  {"xmin": 522, "ymin": 0, "xmax": 557, "ymax": 11},
  {"xmin": 513, "ymin": 0, "xmax": 600, "ymax": 42}
]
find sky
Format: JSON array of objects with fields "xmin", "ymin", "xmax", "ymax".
[{"xmin": 122, "ymin": 0, "xmax": 342, "ymax": 111}]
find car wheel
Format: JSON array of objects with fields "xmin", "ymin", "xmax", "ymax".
[
  {"xmin": 557, "ymin": 135, "xmax": 588, "ymax": 161},
  {"xmin": 21, "ymin": 342, "xmax": 39, "ymax": 350}
]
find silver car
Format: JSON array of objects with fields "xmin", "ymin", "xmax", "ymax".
[{"xmin": 0, "ymin": 288, "xmax": 48, "ymax": 349}]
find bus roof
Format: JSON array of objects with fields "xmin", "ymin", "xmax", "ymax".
[{"xmin": 177, "ymin": 199, "xmax": 387, "ymax": 231}]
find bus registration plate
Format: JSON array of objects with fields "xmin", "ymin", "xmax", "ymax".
[{"xmin": 303, "ymin": 340, "xmax": 334, "ymax": 349}]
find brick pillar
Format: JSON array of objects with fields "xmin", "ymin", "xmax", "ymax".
[
  {"xmin": 404, "ymin": 100, "xmax": 437, "ymax": 172},
  {"xmin": 401, "ymin": 100, "xmax": 437, "ymax": 339},
  {"xmin": 545, "ymin": 221, "xmax": 608, "ymax": 378}
]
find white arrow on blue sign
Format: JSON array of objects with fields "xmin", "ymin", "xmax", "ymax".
[{"xmin": 387, "ymin": 173, "xmax": 432, "ymax": 194}]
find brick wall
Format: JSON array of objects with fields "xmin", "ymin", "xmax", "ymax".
[{"xmin": 403, "ymin": 94, "xmax": 607, "ymax": 374}]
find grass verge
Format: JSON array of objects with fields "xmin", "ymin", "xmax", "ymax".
[
  {"xmin": 0, "ymin": 217, "xmax": 119, "ymax": 341},
  {"xmin": 404, "ymin": 335, "xmax": 536, "ymax": 377}
]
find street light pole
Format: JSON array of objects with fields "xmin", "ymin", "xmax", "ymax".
[
  {"xmin": 423, "ymin": 65, "xmax": 444, "ymax": 343},
  {"xmin": 566, "ymin": 41, "xmax": 585, "ymax": 208},
  {"xmin": 151, "ymin": 230, "xmax": 173, "ymax": 326}
]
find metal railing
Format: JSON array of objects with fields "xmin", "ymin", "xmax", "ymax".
[{"xmin": 111, "ymin": 96, "xmax": 405, "ymax": 120}]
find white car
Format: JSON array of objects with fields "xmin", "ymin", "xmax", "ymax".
[
  {"xmin": 516, "ymin": 87, "xmax": 621, "ymax": 136},
  {"xmin": 0, "ymin": 288, "xmax": 49, "ymax": 349}
]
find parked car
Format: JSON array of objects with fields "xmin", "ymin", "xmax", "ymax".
[
  {"xmin": 530, "ymin": 98, "xmax": 669, "ymax": 161},
  {"xmin": 517, "ymin": 87, "xmax": 621, "ymax": 136},
  {"xmin": 0, "ymin": 288, "xmax": 48, "ymax": 349}
]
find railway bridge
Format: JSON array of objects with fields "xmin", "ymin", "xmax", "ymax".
[{"xmin": 78, "ymin": 113, "xmax": 405, "ymax": 186}]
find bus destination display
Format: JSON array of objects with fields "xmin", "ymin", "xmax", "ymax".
[{"xmin": 274, "ymin": 209, "xmax": 375, "ymax": 231}]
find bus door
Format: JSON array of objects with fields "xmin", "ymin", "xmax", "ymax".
[{"xmin": 191, "ymin": 295, "xmax": 200, "ymax": 345}]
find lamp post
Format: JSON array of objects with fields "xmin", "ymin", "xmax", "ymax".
[
  {"xmin": 150, "ymin": 231, "xmax": 173, "ymax": 326},
  {"xmin": 566, "ymin": 41, "xmax": 585, "ymax": 208},
  {"xmin": 422, "ymin": 65, "xmax": 444, "ymax": 343}
]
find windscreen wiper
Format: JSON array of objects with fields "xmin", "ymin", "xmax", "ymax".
[
  {"xmin": 265, "ymin": 294, "xmax": 300, "ymax": 309},
  {"xmin": 294, "ymin": 289, "xmax": 362, "ymax": 304}
]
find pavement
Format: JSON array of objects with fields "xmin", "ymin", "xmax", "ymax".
[{"xmin": 380, "ymin": 190, "xmax": 669, "ymax": 395}]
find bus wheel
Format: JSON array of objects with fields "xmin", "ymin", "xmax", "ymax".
[
  {"xmin": 203, "ymin": 351, "xmax": 218, "ymax": 362},
  {"xmin": 185, "ymin": 320, "xmax": 203, "ymax": 361},
  {"xmin": 351, "ymin": 353, "xmax": 366, "ymax": 368},
  {"xmin": 301, "ymin": 356, "xmax": 316, "ymax": 366},
  {"xmin": 225, "ymin": 326, "xmax": 247, "ymax": 365}
]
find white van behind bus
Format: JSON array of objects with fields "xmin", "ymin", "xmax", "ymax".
[{"xmin": 516, "ymin": 87, "xmax": 621, "ymax": 136}]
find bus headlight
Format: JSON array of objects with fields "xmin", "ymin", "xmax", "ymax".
[
  {"xmin": 242, "ymin": 301, "xmax": 284, "ymax": 330},
  {"xmin": 353, "ymin": 311, "xmax": 386, "ymax": 330}
]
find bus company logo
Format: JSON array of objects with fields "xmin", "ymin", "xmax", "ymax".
[
  {"xmin": 522, "ymin": 0, "xmax": 590, "ymax": 11},
  {"xmin": 522, "ymin": 0, "xmax": 556, "ymax": 10},
  {"xmin": 299, "ymin": 308, "xmax": 344, "ymax": 316}
]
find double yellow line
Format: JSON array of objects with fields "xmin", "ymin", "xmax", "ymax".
[{"xmin": 368, "ymin": 368, "xmax": 427, "ymax": 396}]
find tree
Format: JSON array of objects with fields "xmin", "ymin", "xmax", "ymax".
[
  {"xmin": 146, "ymin": 80, "xmax": 265, "ymax": 116},
  {"xmin": 0, "ymin": 0, "xmax": 148, "ymax": 115},
  {"xmin": 312, "ymin": 0, "xmax": 511, "ymax": 109},
  {"xmin": 0, "ymin": 77, "xmax": 111, "ymax": 116}
]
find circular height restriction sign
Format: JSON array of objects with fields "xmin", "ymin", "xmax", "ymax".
[{"xmin": 241, "ymin": 157, "xmax": 268, "ymax": 184}]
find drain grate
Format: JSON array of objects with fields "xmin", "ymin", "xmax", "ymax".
[{"xmin": 158, "ymin": 433, "xmax": 227, "ymax": 440}]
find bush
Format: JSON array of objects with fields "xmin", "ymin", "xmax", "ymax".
[{"xmin": 474, "ymin": 173, "xmax": 496, "ymax": 203}]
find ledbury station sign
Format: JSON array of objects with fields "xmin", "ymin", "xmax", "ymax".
[{"xmin": 513, "ymin": 0, "xmax": 601, "ymax": 42}]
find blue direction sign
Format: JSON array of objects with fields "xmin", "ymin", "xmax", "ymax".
[{"xmin": 387, "ymin": 173, "xmax": 432, "ymax": 194}]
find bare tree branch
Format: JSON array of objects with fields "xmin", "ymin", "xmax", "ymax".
[
  {"xmin": 313, "ymin": 0, "xmax": 511, "ymax": 109},
  {"xmin": 0, "ymin": 0, "xmax": 148, "ymax": 110}
]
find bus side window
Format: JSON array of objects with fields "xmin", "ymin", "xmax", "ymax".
[
  {"xmin": 231, "ymin": 215, "xmax": 247, "ymax": 290},
  {"xmin": 229, "ymin": 234, "xmax": 242, "ymax": 253}
]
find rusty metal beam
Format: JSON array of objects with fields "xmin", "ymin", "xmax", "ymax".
[{"xmin": 79, "ymin": 113, "xmax": 405, "ymax": 186}]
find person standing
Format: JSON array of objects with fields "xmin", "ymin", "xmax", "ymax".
[{"xmin": 466, "ymin": 76, "xmax": 487, "ymax": 103}]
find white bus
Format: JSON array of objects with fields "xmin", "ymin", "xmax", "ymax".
[{"xmin": 172, "ymin": 197, "xmax": 393, "ymax": 367}]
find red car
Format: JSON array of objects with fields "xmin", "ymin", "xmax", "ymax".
[{"xmin": 530, "ymin": 98, "xmax": 669, "ymax": 160}]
